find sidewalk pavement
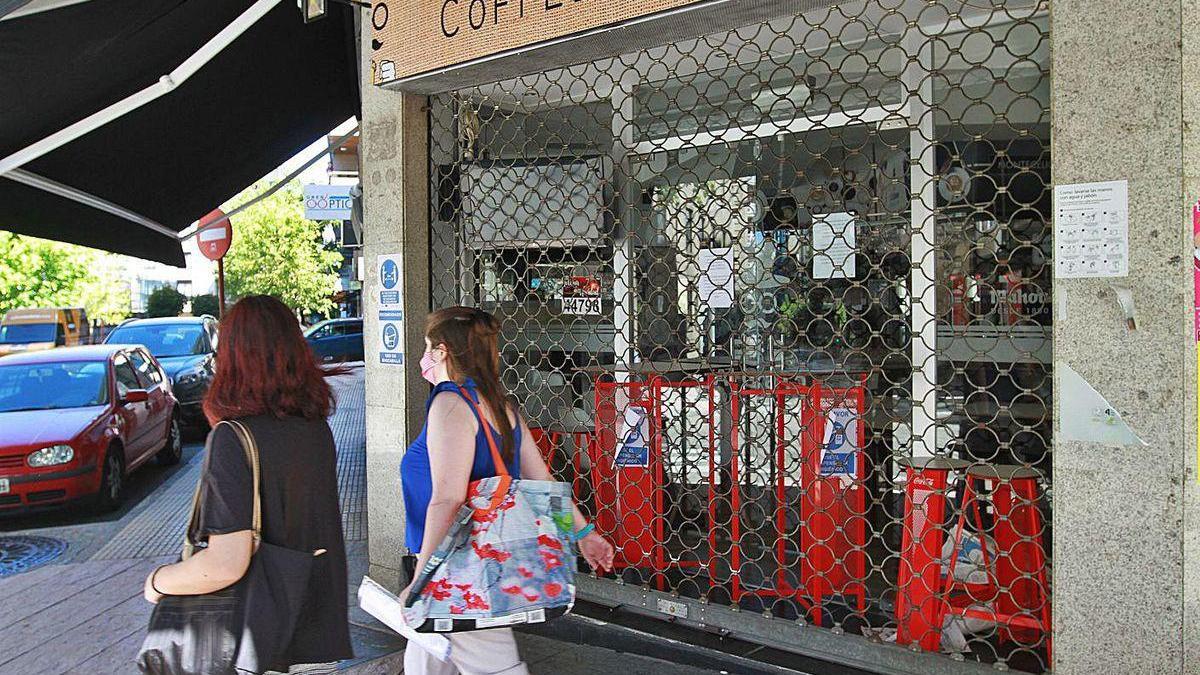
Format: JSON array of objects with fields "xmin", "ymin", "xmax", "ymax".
[{"xmin": 0, "ymin": 368, "xmax": 726, "ymax": 674}]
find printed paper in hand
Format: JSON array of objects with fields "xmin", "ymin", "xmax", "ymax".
[{"xmin": 358, "ymin": 576, "xmax": 452, "ymax": 662}]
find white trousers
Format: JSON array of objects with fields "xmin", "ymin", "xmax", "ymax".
[{"xmin": 402, "ymin": 628, "xmax": 530, "ymax": 675}]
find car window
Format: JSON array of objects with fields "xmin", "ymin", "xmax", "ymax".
[
  {"xmin": 113, "ymin": 355, "xmax": 142, "ymax": 396},
  {"xmin": 206, "ymin": 321, "xmax": 218, "ymax": 352},
  {"xmin": 106, "ymin": 323, "xmax": 206, "ymax": 357},
  {"xmin": 0, "ymin": 361, "xmax": 109, "ymax": 412},
  {"xmin": 308, "ymin": 325, "xmax": 332, "ymax": 340},
  {"xmin": 129, "ymin": 349, "xmax": 163, "ymax": 385},
  {"xmin": 0, "ymin": 323, "xmax": 56, "ymax": 344},
  {"xmin": 343, "ymin": 321, "xmax": 363, "ymax": 336}
]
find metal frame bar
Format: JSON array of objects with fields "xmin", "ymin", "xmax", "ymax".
[
  {"xmin": 0, "ymin": 0, "xmax": 282, "ymax": 177},
  {"xmin": 3, "ymin": 126, "xmax": 359, "ymax": 246},
  {"xmin": 3, "ymin": 169, "xmax": 178, "ymax": 239},
  {"xmin": 576, "ymin": 575, "xmax": 996, "ymax": 675}
]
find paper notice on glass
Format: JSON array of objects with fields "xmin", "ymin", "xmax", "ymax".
[
  {"xmin": 358, "ymin": 576, "xmax": 452, "ymax": 662},
  {"xmin": 813, "ymin": 212, "xmax": 856, "ymax": 279},
  {"xmin": 698, "ymin": 247, "xmax": 735, "ymax": 308},
  {"xmin": 1054, "ymin": 180, "xmax": 1129, "ymax": 278}
]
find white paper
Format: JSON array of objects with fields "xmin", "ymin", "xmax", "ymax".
[
  {"xmin": 1054, "ymin": 180, "xmax": 1129, "ymax": 278},
  {"xmin": 698, "ymin": 247, "xmax": 735, "ymax": 308},
  {"xmin": 813, "ymin": 212, "xmax": 856, "ymax": 279},
  {"xmin": 358, "ymin": 577, "xmax": 452, "ymax": 662},
  {"xmin": 1057, "ymin": 363, "xmax": 1146, "ymax": 446}
]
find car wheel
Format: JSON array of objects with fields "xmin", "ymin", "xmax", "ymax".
[
  {"xmin": 156, "ymin": 414, "xmax": 183, "ymax": 466},
  {"xmin": 96, "ymin": 447, "xmax": 126, "ymax": 512}
]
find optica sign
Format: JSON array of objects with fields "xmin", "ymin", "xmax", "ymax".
[{"xmin": 304, "ymin": 184, "xmax": 354, "ymax": 220}]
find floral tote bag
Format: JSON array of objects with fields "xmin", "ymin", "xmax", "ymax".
[{"xmin": 403, "ymin": 387, "xmax": 576, "ymax": 633}]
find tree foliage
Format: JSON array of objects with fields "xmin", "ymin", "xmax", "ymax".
[
  {"xmin": 0, "ymin": 233, "xmax": 133, "ymax": 325},
  {"xmin": 222, "ymin": 181, "xmax": 342, "ymax": 316},
  {"xmin": 76, "ymin": 255, "xmax": 131, "ymax": 325},
  {"xmin": 0, "ymin": 233, "xmax": 92, "ymax": 316},
  {"xmin": 146, "ymin": 286, "xmax": 187, "ymax": 318},
  {"xmin": 191, "ymin": 294, "xmax": 221, "ymax": 318}
]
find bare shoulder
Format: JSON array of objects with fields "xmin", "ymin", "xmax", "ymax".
[{"xmin": 428, "ymin": 391, "xmax": 474, "ymax": 425}]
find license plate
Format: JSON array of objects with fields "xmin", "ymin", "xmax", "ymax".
[{"xmin": 0, "ymin": 478, "xmax": 9, "ymax": 494}]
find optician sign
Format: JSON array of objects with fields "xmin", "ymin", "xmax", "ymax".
[{"xmin": 304, "ymin": 184, "xmax": 354, "ymax": 220}]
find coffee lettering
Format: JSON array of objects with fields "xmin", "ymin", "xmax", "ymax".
[
  {"xmin": 469, "ymin": 0, "xmax": 486, "ymax": 29},
  {"xmin": 494, "ymin": 0, "xmax": 508, "ymax": 24},
  {"xmin": 440, "ymin": 0, "xmax": 460, "ymax": 37},
  {"xmin": 545, "ymin": 0, "xmax": 562, "ymax": 9}
]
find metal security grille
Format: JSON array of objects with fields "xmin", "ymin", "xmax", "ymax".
[{"xmin": 428, "ymin": 2, "xmax": 1051, "ymax": 672}]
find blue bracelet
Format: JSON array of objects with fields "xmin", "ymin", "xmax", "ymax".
[{"xmin": 572, "ymin": 523, "xmax": 595, "ymax": 542}]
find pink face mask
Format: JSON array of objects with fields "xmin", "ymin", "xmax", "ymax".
[{"xmin": 420, "ymin": 350, "xmax": 441, "ymax": 385}]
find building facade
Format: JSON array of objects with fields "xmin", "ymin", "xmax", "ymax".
[{"xmin": 357, "ymin": 2, "xmax": 1200, "ymax": 673}]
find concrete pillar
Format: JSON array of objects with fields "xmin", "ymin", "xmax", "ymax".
[
  {"xmin": 359, "ymin": 29, "xmax": 430, "ymax": 591},
  {"xmin": 1052, "ymin": 1, "xmax": 1197, "ymax": 672}
]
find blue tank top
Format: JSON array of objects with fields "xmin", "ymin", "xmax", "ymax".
[{"xmin": 400, "ymin": 379, "xmax": 521, "ymax": 553}]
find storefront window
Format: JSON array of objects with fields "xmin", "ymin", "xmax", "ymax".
[{"xmin": 430, "ymin": 2, "xmax": 1050, "ymax": 671}]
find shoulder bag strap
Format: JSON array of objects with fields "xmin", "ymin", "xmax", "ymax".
[
  {"xmin": 181, "ymin": 420, "xmax": 263, "ymax": 559},
  {"xmin": 451, "ymin": 384, "xmax": 512, "ymax": 519}
]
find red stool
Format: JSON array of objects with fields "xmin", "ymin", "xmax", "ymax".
[
  {"xmin": 942, "ymin": 464, "xmax": 1051, "ymax": 660},
  {"xmin": 895, "ymin": 456, "xmax": 969, "ymax": 651}
]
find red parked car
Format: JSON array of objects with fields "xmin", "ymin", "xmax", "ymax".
[{"xmin": 0, "ymin": 345, "xmax": 182, "ymax": 512}]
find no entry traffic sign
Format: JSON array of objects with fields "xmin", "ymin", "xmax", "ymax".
[{"xmin": 196, "ymin": 209, "xmax": 233, "ymax": 261}]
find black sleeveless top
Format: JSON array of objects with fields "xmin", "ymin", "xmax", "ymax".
[{"xmin": 196, "ymin": 415, "xmax": 353, "ymax": 669}]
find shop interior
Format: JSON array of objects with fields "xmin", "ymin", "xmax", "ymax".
[{"xmin": 428, "ymin": 2, "xmax": 1051, "ymax": 670}]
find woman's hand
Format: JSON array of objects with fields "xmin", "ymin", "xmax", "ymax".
[
  {"xmin": 144, "ymin": 568, "xmax": 165, "ymax": 604},
  {"xmin": 578, "ymin": 531, "xmax": 615, "ymax": 573}
]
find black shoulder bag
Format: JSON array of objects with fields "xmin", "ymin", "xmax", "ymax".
[{"xmin": 137, "ymin": 420, "xmax": 318, "ymax": 675}]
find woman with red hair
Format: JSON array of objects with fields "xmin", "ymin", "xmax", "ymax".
[{"xmin": 142, "ymin": 295, "xmax": 353, "ymax": 673}]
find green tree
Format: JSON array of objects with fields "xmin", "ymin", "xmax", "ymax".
[
  {"xmin": 76, "ymin": 253, "xmax": 131, "ymax": 325},
  {"xmin": 222, "ymin": 181, "xmax": 342, "ymax": 316},
  {"xmin": 191, "ymin": 294, "xmax": 221, "ymax": 318},
  {"xmin": 0, "ymin": 233, "xmax": 91, "ymax": 315},
  {"xmin": 146, "ymin": 286, "xmax": 186, "ymax": 318}
]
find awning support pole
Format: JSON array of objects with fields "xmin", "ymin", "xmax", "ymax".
[
  {"xmin": 182, "ymin": 125, "xmax": 360, "ymax": 239},
  {"xmin": 4, "ymin": 168, "xmax": 179, "ymax": 239},
  {"xmin": 0, "ymin": 0, "xmax": 281, "ymax": 177}
]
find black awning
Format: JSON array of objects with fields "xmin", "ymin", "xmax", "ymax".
[{"xmin": 0, "ymin": 0, "xmax": 360, "ymax": 266}]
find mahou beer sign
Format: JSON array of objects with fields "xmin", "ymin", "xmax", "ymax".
[{"xmin": 370, "ymin": 0, "xmax": 707, "ymax": 89}]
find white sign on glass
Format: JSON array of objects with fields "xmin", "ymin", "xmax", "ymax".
[
  {"xmin": 698, "ymin": 247, "xmax": 735, "ymax": 309},
  {"xmin": 813, "ymin": 212, "xmax": 856, "ymax": 279}
]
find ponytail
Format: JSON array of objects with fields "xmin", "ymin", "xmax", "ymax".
[{"xmin": 426, "ymin": 307, "xmax": 516, "ymax": 463}]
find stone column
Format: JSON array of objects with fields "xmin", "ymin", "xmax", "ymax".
[
  {"xmin": 359, "ymin": 28, "xmax": 430, "ymax": 591},
  {"xmin": 1052, "ymin": 1, "xmax": 1197, "ymax": 672}
]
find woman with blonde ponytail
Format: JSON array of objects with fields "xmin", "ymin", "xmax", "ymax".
[{"xmin": 399, "ymin": 307, "xmax": 614, "ymax": 675}]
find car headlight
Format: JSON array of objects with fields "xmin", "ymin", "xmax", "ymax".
[{"xmin": 28, "ymin": 445, "xmax": 74, "ymax": 468}]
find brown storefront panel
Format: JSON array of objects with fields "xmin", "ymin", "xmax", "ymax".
[{"xmin": 372, "ymin": 0, "xmax": 703, "ymax": 85}]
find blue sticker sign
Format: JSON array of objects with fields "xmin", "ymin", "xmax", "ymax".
[
  {"xmin": 377, "ymin": 254, "xmax": 404, "ymax": 366},
  {"xmin": 615, "ymin": 444, "xmax": 650, "ymax": 467},
  {"xmin": 819, "ymin": 408, "xmax": 858, "ymax": 478},
  {"xmin": 382, "ymin": 323, "xmax": 399, "ymax": 350},
  {"xmin": 615, "ymin": 406, "xmax": 650, "ymax": 468}
]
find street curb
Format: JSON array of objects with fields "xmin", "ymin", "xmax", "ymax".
[{"xmin": 517, "ymin": 601, "xmax": 847, "ymax": 675}]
